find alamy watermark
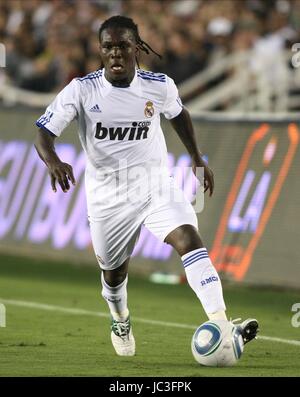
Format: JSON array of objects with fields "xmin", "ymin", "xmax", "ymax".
[
  {"xmin": 291, "ymin": 43, "xmax": 300, "ymax": 68},
  {"xmin": 0, "ymin": 303, "xmax": 6, "ymax": 327},
  {"xmin": 92, "ymin": 163, "xmax": 205, "ymax": 213},
  {"xmin": 291, "ymin": 303, "xmax": 300, "ymax": 328},
  {"xmin": 0, "ymin": 43, "xmax": 6, "ymax": 67}
]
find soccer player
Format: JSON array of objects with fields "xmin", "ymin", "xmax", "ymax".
[{"xmin": 34, "ymin": 16, "xmax": 259, "ymax": 356}]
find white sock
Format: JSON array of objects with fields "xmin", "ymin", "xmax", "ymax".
[
  {"xmin": 101, "ymin": 272, "xmax": 129, "ymax": 321},
  {"xmin": 208, "ymin": 311, "xmax": 227, "ymax": 321},
  {"xmin": 182, "ymin": 248, "xmax": 227, "ymax": 319}
]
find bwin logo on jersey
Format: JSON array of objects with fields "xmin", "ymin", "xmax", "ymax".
[{"xmin": 95, "ymin": 122, "xmax": 150, "ymax": 141}]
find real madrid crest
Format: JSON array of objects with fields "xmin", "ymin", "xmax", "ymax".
[{"xmin": 144, "ymin": 101, "xmax": 154, "ymax": 118}]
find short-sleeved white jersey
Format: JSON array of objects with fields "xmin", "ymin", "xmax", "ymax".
[{"xmin": 36, "ymin": 69, "xmax": 183, "ymax": 173}]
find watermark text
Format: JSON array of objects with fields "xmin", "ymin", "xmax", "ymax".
[
  {"xmin": 291, "ymin": 43, "xmax": 300, "ymax": 68},
  {"xmin": 0, "ymin": 43, "xmax": 6, "ymax": 67},
  {"xmin": 291, "ymin": 303, "xmax": 300, "ymax": 327},
  {"xmin": 0, "ymin": 303, "xmax": 6, "ymax": 327}
]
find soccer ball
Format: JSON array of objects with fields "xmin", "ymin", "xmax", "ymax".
[{"xmin": 191, "ymin": 320, "xmax": 244, "ymax": 367}]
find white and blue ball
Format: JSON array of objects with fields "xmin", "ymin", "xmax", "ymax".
[{"xmin": 191, "ymin": 320, "xmax": 244, "ymax": 367}]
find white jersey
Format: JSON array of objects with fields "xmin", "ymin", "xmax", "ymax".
[
  {"xmin": 36, "ymin": 69, "xmax": 183, "ymax": 173},
  {"xmin": 36, "ymin": 69, "xmax": 198, "ymax": 267}
]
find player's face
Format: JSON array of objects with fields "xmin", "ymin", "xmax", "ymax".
[{"xmin": 100, "ymin": 27, "xmax": 136, "ymax": 84}]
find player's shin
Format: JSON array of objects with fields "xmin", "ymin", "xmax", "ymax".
[
  {"xmin": 181, "ymin": 248, "xmax": 227, "ymax": 321},
  {"xmin": 101, "ymin": 272, "xmax": 129, "ymax": 321}
]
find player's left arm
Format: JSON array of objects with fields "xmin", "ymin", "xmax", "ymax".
[{"xmin": 169, "ymin": 108, "xmax": 214, "ymax": 196}]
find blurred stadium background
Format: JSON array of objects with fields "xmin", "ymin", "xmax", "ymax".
[{"xmin": 0, "ymin": 0, "xmax": 300, "ymax": 377}]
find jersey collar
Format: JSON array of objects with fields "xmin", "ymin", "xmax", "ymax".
[{"xmin": 102, "ymin": 69, "xmax": 140, "ymax": 95}]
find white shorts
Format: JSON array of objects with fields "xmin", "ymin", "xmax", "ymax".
[{"xmin": 88, "ymin": 175, "xmax": 198, "ymax": 270}]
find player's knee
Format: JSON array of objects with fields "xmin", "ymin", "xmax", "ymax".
[
  {"xmin": 177, "ymin": 238, "xmax": 200, "ymax": 256},
  {"xmin": 102, "ymin": 269, "xmax": 127, "ymax": 287},
  {"xmin": 167, "ymin": 225, "xmax": 203, "ymax": 256}
]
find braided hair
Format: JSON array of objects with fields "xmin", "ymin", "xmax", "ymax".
[{"xmin": 98, "ymin": 15, "xmax": 162, "ymax": 68}]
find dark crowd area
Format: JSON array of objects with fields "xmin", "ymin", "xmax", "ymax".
[{"xmin": 0, "ymin": 0, "xmax": 299, "ymax": 92}]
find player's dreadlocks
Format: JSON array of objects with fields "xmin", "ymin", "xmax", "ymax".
[{"xmin": 98, "ymin": 15, "xmax": 162, "ymax": 68}]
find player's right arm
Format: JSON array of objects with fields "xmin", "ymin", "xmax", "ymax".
[
  {"xmin": 34, "ymin": 78, "xmax": 80, "ymax": 193},
  {"xmin": 34, "ymin": 129, "xmax": 75, "ymax": 193}
]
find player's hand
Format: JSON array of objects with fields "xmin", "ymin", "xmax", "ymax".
[
  {"xmin": 203, "ymin": 164, "xmax": 214, "ymax": 196},
  {"xmin": 47, "ymin": 160, "xmax": 76, "ymax": 193},
  {"xmin": 192, "ymin": 157, "xmax": 214, "ymax": 197}
]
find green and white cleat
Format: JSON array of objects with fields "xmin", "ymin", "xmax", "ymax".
[{"xmin": 111, "ymin": 316, "xmax": 135, "ymax": 356}]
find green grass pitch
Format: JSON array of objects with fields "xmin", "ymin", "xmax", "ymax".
[{"xmin": 0, "ymin": 253, "xmax": 300, "ymax": 377}]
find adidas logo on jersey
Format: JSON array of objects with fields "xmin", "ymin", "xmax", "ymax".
[
  {"xmin": 89, "ymin": 104, "xmax": 101, "ymax": 113},
  {"xmin": 95, "ymin": 121, "xmax": 150, "ymax": 141}
]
